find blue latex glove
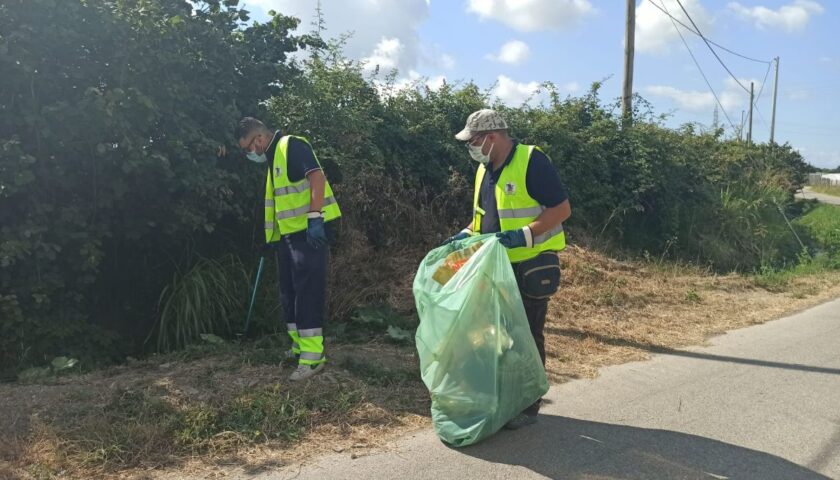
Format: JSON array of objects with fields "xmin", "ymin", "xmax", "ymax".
[
  {"xmin": 442, "ymin": 230, "xmax": 471, "ymax": 246},
  {"xmin": 496, "ymin": 229, "xmax": 527, "ymax": 249},
  {"xmin": 307, "ymin": 217, "xmax": 328, "ymax": 249}
]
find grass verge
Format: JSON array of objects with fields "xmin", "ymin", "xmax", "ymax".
[
  {"xmin": 3, "ymin": 223, "xmax": 840, "ymax": 478},
  {"xmin": 1, "ymin": 342, "xmax": 426, "ymax": 479},
  {"xmin": 810, "ymin": 184, "xmax": 840, "ymax": 198}
]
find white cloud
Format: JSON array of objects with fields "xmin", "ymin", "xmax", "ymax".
[
  {"xmin": 644, "ymin": 78, "xmax": 751, "ymax": 113},
  {"xmin": 373, "ymin": 71, "xmax": 447, "ymax": 98},
  {"xmin": 727, "ymin": 0, "xmax": 824, "ymax": 33},
  {"xmin": 724, "ymin": 76, "xmax": 762, "ymax": 94},
  {"xmin": 419, "ymin": 45, "xmax": 457, "ymax": 71},
  {"xmin": 466, "ymin": 0, "xmax": 594, "ymax": 32},
  {"xmin": 645, "ymin": 86, "xmax": 720, "ymax": 111},
  {"xmin": 245, "ymin": 0, "xmax": 433, "ymax": 74},
  {"xmin": 440, "ymin": 54, "xmax": 456, "ymax": 70},
  {"xmin": 636, "ymin": 0, "xmax": 713, "ymax": 55},
  {"xmin": 491, "ymin": 76, "xmax": 578, "ymax": 106},
  {"xmin": 362, "ymin": 37, "xmax": 403, "ymax": 73},
  {"xmin": 494, "ymin": 76, "xmax": 541, "ymax": 105},
  {"xmin": 486, "ymin": 40, "xmax": 531, "ymax": 65},
  {"xmin": 427, "ymin": 75, "xmax": 448, "ymax": 91},
  {"xmin": 560, "ymin": 82, "xmax": 581, "ymax": 94},
  {"xmin": 819, "ymin": 56, "xmax": 832, "ymax": 63}
]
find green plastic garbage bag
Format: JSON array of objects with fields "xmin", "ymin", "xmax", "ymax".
[{"xmin": 413, "ymin": 234, "xmax": 549, "ymax": 447}]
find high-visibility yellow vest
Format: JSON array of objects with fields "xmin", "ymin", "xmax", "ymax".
[
  {"xmin": 472, "ymin": 144, "xmax": 566, "ymax": 263},
  {"xmin": 264, "ymin": 135, "xmax": 341, "ymax": 242}
]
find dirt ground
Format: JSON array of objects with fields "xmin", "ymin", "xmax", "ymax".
[{"xmin": 3, "ymin": 245, "xmax": 840, "ymax": 479}]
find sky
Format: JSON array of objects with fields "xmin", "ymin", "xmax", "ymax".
[{"xmin": 240, "ymin": 0, "xmax": 840, "ymax": 169}]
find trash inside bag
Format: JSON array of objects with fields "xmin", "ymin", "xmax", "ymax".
[{"xmin": 413, "ymin": 235, "xmax": 549, "ymax": 447}]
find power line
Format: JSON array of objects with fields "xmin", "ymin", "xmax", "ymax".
[
  {"xmin": 754, "ymin": 104, "xmax": 769, "ymax": 130},
  {"xmin": 750, "ymin": 60, "xmax": 775, "ymax": 134},
  {"xmin": 646, "ymin": 1, "xmax": 772, "ymax": 65},
  {"xmin": 652, "ymin": 1, "xmax": 779, "ymax": 144},
  {"xmin": 656, "ymin": 0, "xmax": 736, "ymax": 130},
  {"xmin": 753, "ymin": 59, "xmax": 774, "ymax": 105},
  {"xmin": 674, "ymin": 0, "xmax": 752, "ymax": 94}
]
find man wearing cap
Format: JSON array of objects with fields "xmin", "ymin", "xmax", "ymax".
[
  {"xmin": 446, "ymin": 108, "xmax": 571, "ymax": 429},
  {"xmin": 236, "ymin": 117, "xmax": 341, "ymax": 381}
]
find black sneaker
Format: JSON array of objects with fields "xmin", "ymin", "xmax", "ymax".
[{"xmin": 503, "ymin": 413, "xmax": 537, "ymax": 430}]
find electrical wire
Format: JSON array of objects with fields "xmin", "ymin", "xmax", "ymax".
[
  {"xmin": 646, "ymin": 0, "xmax": 772, "ymax": 65},
  {"xmin": 656, "ymin": 0, "xmax": 737, "ymax": 129},
  {"xmin": 674, "ymin": 0, "xmax": 752, "ymax": 94},
  {"xmin": 753, "ymin": 59, "xmax": 774, "ymax": 105}
]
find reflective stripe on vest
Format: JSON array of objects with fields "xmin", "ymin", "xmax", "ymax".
[
  {"xmin": 473, "ymin": 144, "xmax": 566, "ymax": 263},
  {"xmin": 263, "ymin": 135, "xmax": 342, "ymax": 241},
  {"xmin": 274, "ymin": 179, "xmax": 311, "ymax": 196},
  {"xmin": 498, "ymin": 205, "xmax": 544, "ymax": 219},
  {"xmin": 276, "ymin": 196, "xmax": 338, "ymax": 220}
]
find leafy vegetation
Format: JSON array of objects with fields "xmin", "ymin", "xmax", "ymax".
[{"xmin": 0, "ymin": 0, "xmax": 828, "ymax": 376}]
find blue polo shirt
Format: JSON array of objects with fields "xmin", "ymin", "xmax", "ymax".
[{"xmin": 478, "ymin": 141, "xmax": 568, "ymax": 234}]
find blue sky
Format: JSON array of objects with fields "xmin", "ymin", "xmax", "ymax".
[{"xmin": 242, "ymin": 1, "xmax": 839, "ymax": 169}]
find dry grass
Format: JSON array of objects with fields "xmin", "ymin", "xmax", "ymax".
[
  {"xmin": 545, "ymin": 245, "xmax": 840, "ymax": 382},
  {"xmin": 0, "ymin": 344, "xmax": 428, "ymax": 480},
  {"xmin": 327, "ymin": 226, "xmax": 421, "ymax": 321},
  {"xmin": 3, "ymin": 244, "xmax": 840, "ymax": 479},
  {"xmin": 810, "ymin": 184, "xmax": 840, "ymax": 198}
]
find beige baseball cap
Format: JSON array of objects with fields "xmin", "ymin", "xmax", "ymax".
[{"xmin": 454, "ymin": 109, "xmax": 509, "ymax": 141}]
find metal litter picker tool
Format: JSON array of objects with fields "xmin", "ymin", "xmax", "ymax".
[{"xmin": 243, "ymin": 255, "xmax": 265, "ymax": 335}]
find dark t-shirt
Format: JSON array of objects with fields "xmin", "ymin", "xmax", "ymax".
[
  {"xmin": 264, "ymin": 131, "xmax": 321, "ymax": 182},
  {"xmin": 478, "ymin": 141, "xmax": 568, "ymax": 234}
]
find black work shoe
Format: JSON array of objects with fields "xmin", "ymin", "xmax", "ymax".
[{"xmin": 503, "ymin": 413, "xmax": 538, "ymax": 430}]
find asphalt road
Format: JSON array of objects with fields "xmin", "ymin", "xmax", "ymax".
[
  {"xmin": 248, "ymin": 297, "xmax": 840, "ymax": 480},
  {"xmin": 797, "ymin": 187, "xmax": 840, "ymax": 206}
]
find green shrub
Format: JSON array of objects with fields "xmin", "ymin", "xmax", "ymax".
[
  {"xmin": 0, "ymin": 0, "xmax": 816, "ymax": 371},
  {"xmin": 149, "ymin": 255, "xmax": 249, "ymax": 352}
]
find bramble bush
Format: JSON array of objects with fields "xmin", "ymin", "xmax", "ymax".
[{"xmin": 0, "ymin": 0, "xmax": 816, "ymax": 374}]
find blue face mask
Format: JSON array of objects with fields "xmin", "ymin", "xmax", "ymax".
[{"xmin": 246, "ymin": 150, "xmax": 267, "ymax": 164}]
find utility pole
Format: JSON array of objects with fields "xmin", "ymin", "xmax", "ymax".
[
  {"xmin": 622, "ymin": 0, "xmax": 635, "ymax": 127},
  {"xmin": 740, "ymin": 111, "xmax": 745, "ymax": 141},
  {"xmin": 713, "ymin": 104, "xmax": 720, "ymax": 130},
  {"xmin": 313, "ymin": 0, "xmax": 325, "ymax": 37},
  {"xmin": 748, "ymin": 81, "xmax": 754, "ymax": 145},
  {"xmin": 770, "ymin": 56, "xmax": 780, "ymax": 144}
]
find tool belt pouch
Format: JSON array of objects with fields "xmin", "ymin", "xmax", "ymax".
[{"xmin": 516, "ymin": 252, "xmax": 561, "ymax": 300}]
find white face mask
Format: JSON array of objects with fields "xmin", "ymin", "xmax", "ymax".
[
  {"xmin": 246, "ymin": 150, "xmax": 267, "ymax": 164},
  {"xmin": 468, "ymin": 136, "xmax": 493, "ymax": 165}
]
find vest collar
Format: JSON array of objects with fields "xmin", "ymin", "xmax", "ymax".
[
  {"xmin": 264, "ymin": 130, "xmax": 283, "ymax": 162},
  {"xmin": 495, "ymin": 140, "xmax": 519, "ymax": 171},
  {"xmin": 487, "ymin": 140, "xmax": 520, "ymax": 175}
]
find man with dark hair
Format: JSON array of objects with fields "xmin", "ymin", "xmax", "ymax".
[
  {"xmin": 237, "ymin": 116, "xmax": 342, "ymax": 381},
  {"xmin": 446, "ymin": 108, "xmax": 571, "ymax": 429}
]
